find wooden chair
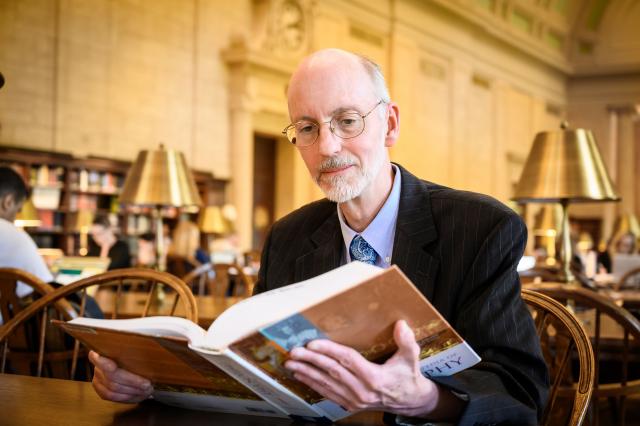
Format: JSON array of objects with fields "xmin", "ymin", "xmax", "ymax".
[
  {"xmin": 614, "ymin": 267, "xmax": 640, "ymax": 291},
  {"xmin": 527, "ymin": 283, "xmax": 640, "ymax": 425},
  {"xmin": 0, "ymin": 268, "xmax": 65, "ymax": 324},
  {"xmin": 521, "ymin": 288, "xmax": 595, "ymax": 426},
  {"xmin": 209, "ymin": 263, "xmax": 253, "ymax": 297},
  {"xmin": 0, "ymin": 268, "xmax": 197, "ymax": 381},
  {"xmin": 0, "ymin": 268, "xmax": 77, "ymax": 377},
  {"xmin": 166, "ymin": 254, "xmax": 200, "ymax": 279},
  {"xmin": 181, "ymin": 262, "xmax": 214, "ymax": 296}
]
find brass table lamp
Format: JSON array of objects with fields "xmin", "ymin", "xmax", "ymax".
[
  {"xmin": 198, "ymin": 205, "xmax": 232, "ymax": 233},
  {"xmin": 73, "ymin": 210, "xmax": 95, "ymax": 256},
  {"xmin": 512, "ymin": 122, "xmax": 620, "ymax": 282},
  {"xmin": 610, "ymin": 212, "xmax": 640, "ymax": 248},
  {"xmin": 120, "ymin": 145, "xmax": 202, "ymax": 271},
  {"xmin": 532, "ymin": 204, "xmax": 562, "ymax": 266}
]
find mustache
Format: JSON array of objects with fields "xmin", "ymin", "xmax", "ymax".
[{"xmin": 317, "ymin": 156, "xmax": 358, "ymax": 172}]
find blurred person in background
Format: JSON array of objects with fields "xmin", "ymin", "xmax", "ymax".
[
  {"xmin": 0, "ymin": 166, "xmax": 54, "ymax": 324},
  {"xmin": 168, "ymin": 219, "xmax": 209, "ymax": 265},
  {"xmin": 88, "ymin": 213, "xmax": 131, "ymax": 270},
  {"xmin": 614, "ymin": 231, "xmax": 637, "ymax": 255},
  {"xmin": 135, "ymin": 232, "xmax": 156, "ymax": 268}
]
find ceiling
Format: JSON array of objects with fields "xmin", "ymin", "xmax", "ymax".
[{"xmin": 428, "ymin": 0, "xmax": 640, "ymax": 76}]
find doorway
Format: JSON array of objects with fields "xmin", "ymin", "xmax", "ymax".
[{"xmin": 252, "ymin": 135, "xmax": 277, "ymax": 251}]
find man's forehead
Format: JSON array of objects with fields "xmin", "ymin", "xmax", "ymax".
[{"xmin": 287, "ymin": 68, "xmax": 376, "ymax": 121}]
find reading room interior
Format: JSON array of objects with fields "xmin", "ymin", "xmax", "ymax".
[{"xmin": 1, "ymin": 0, "xmax": 639, "ymax": 425}]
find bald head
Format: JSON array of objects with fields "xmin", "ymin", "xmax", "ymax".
[{"xmin": 287, "ymin": 49, "xmax": 390, "ymax": 118}]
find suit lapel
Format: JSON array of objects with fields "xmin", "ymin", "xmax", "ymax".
[
  {"xmin": 291, "ymin": 165, "xmax": 440, "ymax": 300},
  {"xmin": 392, "ymin": 165, "xmax": 440, "ymax": 301},
  {"xmin": 294, "ymin": 208, "xmax": 343, "ymax": 282}
]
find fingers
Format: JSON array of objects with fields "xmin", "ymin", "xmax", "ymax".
[
  {"xmin": 286, "ymin": 342, "xmax": 382, "ymax": 410},
  {"xmin": 285, "ymin": 359, "xmax": 354, "ymax": 410},
  {"xmin": 389, "ymin": 320, "xmax": 420, "ymax": 365},
  {"xmin": 301, "ymin": 339, "xmax": 376, "ymax": 382},
  {"xmin": 89, "ymin": 351, "xmax": 153, "ymax": 403}
]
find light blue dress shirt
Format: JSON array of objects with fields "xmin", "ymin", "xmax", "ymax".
[{"xmin": 338, "ymin": 164, "xmax": 401, "ymax": 268}]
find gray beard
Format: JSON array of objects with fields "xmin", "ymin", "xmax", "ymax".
[{"xmin": 316, "ymin": 149, "xmax": 385, "ymax": 203}]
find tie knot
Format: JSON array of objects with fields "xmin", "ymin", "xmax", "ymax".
[{"xmin": 349, "ymin": 235, "xmax": 378, "ymax": 265}]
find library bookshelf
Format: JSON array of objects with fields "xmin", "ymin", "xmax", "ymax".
[{"xmin": 0, "ymin": 145, "xmax": 227, "ymax": 255}]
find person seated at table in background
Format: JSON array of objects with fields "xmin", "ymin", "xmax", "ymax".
[
  {"xmin": 0, "ymin": 166, "xmax": 54, "ymax": 324},
  {"xmin": 134, "ymin": 232, "xmax": 156, "ymax": 268},
  {"xmin": 88, "ymin": 213, "xmax": 131, "ymax": 270},
  {"xmin": 596, "ymin": 239, "xmax": 612, "ymax": 273},
  {"xmin": 209, "ymin": 231, "xmax": 241, "ymax": 265},
  {"xmin": 614, "ymin": 231, "xmax": 638, "ymax": 255},
  {"xmin": 167, "ymin": 219, "xmax": 209, "ymax": 267}
]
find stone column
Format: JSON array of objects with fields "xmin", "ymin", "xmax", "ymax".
[
  {"xmin": 602, "ymin": 107, "xmax": 619, "ymax": 244},
  {"xmin": 227, "ymin": 67, "xmax": 255, "ymax": 252}
]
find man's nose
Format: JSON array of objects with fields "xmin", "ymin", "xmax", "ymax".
[{"xmin": 316, "ymin": 124, "xmax": 342, "ymax": 157}]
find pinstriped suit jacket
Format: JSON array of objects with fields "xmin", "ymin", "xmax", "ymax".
[{"xmin": 254, "ymin": 164, "xmax": 549, "ymax": 426}]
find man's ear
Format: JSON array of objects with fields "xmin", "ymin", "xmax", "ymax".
[
  {"xmin": 0, "ymin": 193, "xmax": 12, "ymax": 210},
  {"xmin": 0, "ymin": 193, "xmax": 13, "ymax": 218},
  {"xmin": 384, "ymin": 102, "xmax": 400, "ymax": 148}
]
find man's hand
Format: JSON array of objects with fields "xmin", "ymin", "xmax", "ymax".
[
  {"xmin": 284, "ymin": 320, "xmax": 465, "ymax": 421},
  {"xmin": 89, "ymin": 350, "xmax": 153, "ymax": 403}
]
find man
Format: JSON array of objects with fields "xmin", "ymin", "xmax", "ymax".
[
  {"xmin": 90, "ymin": 49, "xmax": 548, "ymax": 424},
  {"xmin": 0, "ymin": 166, "xmax": 54, "ymax": 323}
]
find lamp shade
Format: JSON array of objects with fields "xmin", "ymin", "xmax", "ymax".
[
  {"xmin": 120, "ymin": 145, "xmax": 202, "ymax": 207},
  {"xmin": 14, "ymin": 198, "xmax": 41, "ymax": 227},
  {"xmin": 512, "ymin": 123, "xmax": 619, "ymax": 203},
  {"xmin": 198, "ymin": 206, "xmax": 232, "ymax": 234},
  {"xmin": 610, "ymin": 213, "xmax": 640, "ymax": 240}
]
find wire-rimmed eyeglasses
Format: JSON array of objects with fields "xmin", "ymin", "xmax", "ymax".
[{"xmin": 282, "ymin": 100, "xmax": 386, "ymax": 147}]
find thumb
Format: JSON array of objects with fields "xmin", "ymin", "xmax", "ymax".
[
  {"xmin": 388, "ymin": 320, "xmax": 420, "ymax": 365},
  {"xmin": 89, "ymin": 350, "xmax": 118, "ymax": 373}
]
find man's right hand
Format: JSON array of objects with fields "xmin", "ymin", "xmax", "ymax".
[{"xmin": 89, "ymin": 350, "xmax": 153, "ymax": 403}]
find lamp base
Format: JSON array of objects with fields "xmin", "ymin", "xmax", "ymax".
[{"xmin": 557, "ymin": 199, "xmax": 575, "ymax": 284}]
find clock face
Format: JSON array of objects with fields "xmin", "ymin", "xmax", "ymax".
[{"xmin": 279, "ymin": 0, "xmax": 304, "ymax": 50}]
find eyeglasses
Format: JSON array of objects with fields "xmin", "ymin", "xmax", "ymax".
[{"xmin": 282, "ymin": 100, "xmax": 386, "ymax": 147}]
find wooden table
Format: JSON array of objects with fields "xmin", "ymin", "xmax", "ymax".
[
  {"xmin": 94, "ymin": 291, "xmax": 245, "ymax": 328},
  {"xmin": 0, "ymin": 374, "xmax": 385, "ymax": 425}
]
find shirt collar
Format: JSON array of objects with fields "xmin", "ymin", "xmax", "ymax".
[{"xmin": 337, "ymin": 164, "xmax": 401, "ymax": 268}]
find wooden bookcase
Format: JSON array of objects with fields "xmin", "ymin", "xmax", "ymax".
[{"xmin": 0, "ymin": 145, "xmax": 227, "ymax": 255}]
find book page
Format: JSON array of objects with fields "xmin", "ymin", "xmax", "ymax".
[
  {"xmin": 66, "ymin": 316, "xmax": 208, "ymax": 347},
  {"xmin": 203, "ymin": 262, "xmax": 384, "ymax": 350},
  {"xmin": 55, "ymin": 320, "xmax": 260, "ymax": 401}
]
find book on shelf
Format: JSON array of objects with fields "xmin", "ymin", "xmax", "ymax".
[{"xmin": 55, "ymin": 262, "xmax": 480, "ymax": 422}]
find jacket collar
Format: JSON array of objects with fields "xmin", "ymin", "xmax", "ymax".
[
  {"xmin": 294, "ymin": 163, "xmax": 439, "ymax": 300},
  {"xmin": 391, "ymin": 164, "xmax": 439, "ymax": 300}
]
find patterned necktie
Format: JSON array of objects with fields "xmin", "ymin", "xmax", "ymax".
[{"xmin": 349, "ymin": 235, "xmax": 378, "ymax": 265}]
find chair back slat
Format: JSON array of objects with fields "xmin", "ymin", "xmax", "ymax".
[
  {"xmin": 37, "ymin": 309, "xmax": 47, "ymax": 377},
  {"xmin": 1, "ymin": 340, "xmax": 8, "ymax": 373},
  {"xmin": 169, "ymin": 292, "xmax": 179, "ymax": 316},
  {"xmin": 78, "ymin": 289, "xmax": 87, "ymax": 317},
  {"xmin": 143, "ymin": 281, "xmax": 157, "ymax": 317},
  {"xmin": 114, "ymin": 278, "xmax": 124, "ymax": 319}
]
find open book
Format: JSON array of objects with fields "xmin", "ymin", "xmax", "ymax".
[{"xmin": 56, "ymin": 262, "xmax": 480, "ymax": 422}]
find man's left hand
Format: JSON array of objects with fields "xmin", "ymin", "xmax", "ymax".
[{"xmin": 284, "ymin": 320, "xmax": 464, "ymax": 419}]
